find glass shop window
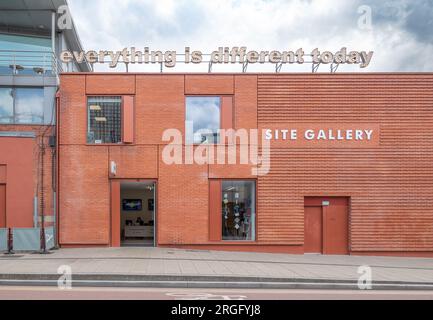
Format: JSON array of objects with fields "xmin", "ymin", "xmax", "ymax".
[
  {"xmin": 185, "ymin": 96, "xmax": 220, "ymax": 144},
  {"xmin": 87, "ymin": 96, "xmax": 122, "ymax": 144},
  {"xmin": 222, "ymin": 180, "xmax": 256, "ymax": 241}
]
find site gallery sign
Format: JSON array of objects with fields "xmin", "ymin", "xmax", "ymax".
[
  {"xmin": 261, "ymin": 124, "xmax": 380, "ymax": 148},
  {"xmin": 60, "ymin": 46, "xmax": 374, "ymax": 69}
]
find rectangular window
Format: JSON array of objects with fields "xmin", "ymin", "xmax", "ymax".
[
  {"xmin": 87, "ymin": 96, "xmax": 122, "ymax": 144},
  {"xmin": 0, "ymin": 87, "xmax": 14, "ymax": 123},
  {"xmin": 0, "ymin": 34, "xmax": 51, "ymax": 52},
  {"xmin": 0, "ymin": 34, "xmax": 52, "ymax": 75},
  {"xmin": 185, "ymin": 96, "xmax": 220, "ymax": 144},
  {"xmin": 0, "ymin": 87, "xmax": 45, "ymax": 124},
  {"xmin": 222, "ymin": 180, "xmax": 256, "ymax": 241},
  {"xmin": 15, "ymin": 88, "xmax": 44, "ymax": 124}
]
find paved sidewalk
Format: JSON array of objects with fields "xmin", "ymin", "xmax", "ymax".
[{"xmin": 1, "ymin": 247, "xmax": 433, "ymax": 289}]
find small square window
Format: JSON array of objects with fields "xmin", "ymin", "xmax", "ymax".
[{"xmin": 87, "ymin": 96, "xmax": 122, "ymax": 144}]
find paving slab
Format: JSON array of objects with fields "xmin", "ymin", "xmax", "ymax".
[{"xmin": 1, "ymin": 247, "xmax": 433, "ymax": 289}]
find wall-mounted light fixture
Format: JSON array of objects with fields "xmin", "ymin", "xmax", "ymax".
[{"xmin": 110, "ymin": 161, "xmax": 117, "ymax": 176}]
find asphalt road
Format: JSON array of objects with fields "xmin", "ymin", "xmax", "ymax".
[{"xmin": 0, "ymin": 286, "xmax": 432, "ymax": 300}]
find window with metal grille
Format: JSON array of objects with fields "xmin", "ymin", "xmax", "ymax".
[{"xmin": 87, "ymin": 96, "xmax": 121, "ymax": 144}]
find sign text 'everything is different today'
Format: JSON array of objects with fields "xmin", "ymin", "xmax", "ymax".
[{"xmin": 60, "ymin": 46, "xmax": 374, "ymax": 69}]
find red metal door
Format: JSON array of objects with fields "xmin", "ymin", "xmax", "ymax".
[
  {"xmin": 304, "ymin": 206, "xmax": 322, "ymax": 253},
  {"xmin": 0, "ymin": 185, "xmax": 5, "ymax": 228},
  {"xmin": 323, "ymin": 198, "xmax": 349, "ymax": 255}
]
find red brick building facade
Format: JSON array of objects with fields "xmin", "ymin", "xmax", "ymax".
[
  {"xmin": 0, "ymin": 125, "xmax": 55, "ymax": 229},
  {"xmin": 57, "ymin": 73, "xmax": 433, "ymax": 256}
]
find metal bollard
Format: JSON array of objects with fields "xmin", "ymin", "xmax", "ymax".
[
  {"xmin": 6, "ymin": 228, "xmax": 14, "ymax": 254},
  {"xmin": 40, "ymin": 227, "xmax": 49, "ymax": 254}
]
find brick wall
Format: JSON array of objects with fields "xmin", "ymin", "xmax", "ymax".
[
  {"xmin": 0, "ymin": 124, "xmax": 55, "ymax": 227},
  {"xmin": 257, "ymin": 74, "xmax": 433, "ymax": 252},
  {"xmin": 59, "ymin": 74, "xmax": 258, "ymax": 246},
  {"xmin": 58, "ymin": 73, "xmax": 433, "ymax": 255}
]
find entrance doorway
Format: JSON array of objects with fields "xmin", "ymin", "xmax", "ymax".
[
  {"xmin": 304, "ymin": 197, "xmax": 349, "ymax": 255},
  {"xmin": 119, "ymin": 181, "xmax": 156, "ymax": 247}
]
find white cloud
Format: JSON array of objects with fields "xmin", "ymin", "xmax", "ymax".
[
  {"xmin": 67, "ymin": 0, "xmax": 433, "ymax": 72},
  {"xmin": 153, "ymin": 0, "xmax": 177, "ymax": 19}
]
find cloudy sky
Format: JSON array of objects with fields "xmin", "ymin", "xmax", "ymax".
[{"xmin": 68, "ymin": 0, "xmax": 433, "ymax": 72}]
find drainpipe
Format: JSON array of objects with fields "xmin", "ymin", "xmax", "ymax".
[
  {"xmin": 40, "ymin": 142, "xmax": 47, "ymax": 254},
  {"xmin": 54, "ymin": 91, "xmax": 61, "ymax": 248}
]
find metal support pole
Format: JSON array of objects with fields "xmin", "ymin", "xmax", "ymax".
[
  {"xmin": 13, "ymin": 54, "xmax": 16, "ymax": 75},
  {"xmin": 330, "ymin": 63, "xmax": 339, "ymax": 73},
  {"xmin": 53, "ymin": 191, "xmax": 58, "ymax": 249},
  {"xmin": 51, "ymin": 11, "xmax": 56, "ymax": 57},
  {"xmin": 51, "ymin": 11, "xmax": 59, "ymax": 84},
  {"xmin": 40, "ymin": 144, "xmax": 48, "ymax": 254},
  {"xmin": 242, "ymin": 61, "xmax": 248, "ymax": 73}
]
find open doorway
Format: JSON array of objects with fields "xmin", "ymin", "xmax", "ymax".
[{"xmin": 120, "ymin": 181, "xmax": 156, "ymax": 247}]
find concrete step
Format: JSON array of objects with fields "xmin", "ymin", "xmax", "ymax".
[{"xmin": 1, "ymin": 273, "xmax": 433, "ymax": 290}]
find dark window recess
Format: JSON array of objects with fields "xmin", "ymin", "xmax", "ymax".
[{"xmin": 87, "ymin": 96, "xmax": 122, "ymax": 144}]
